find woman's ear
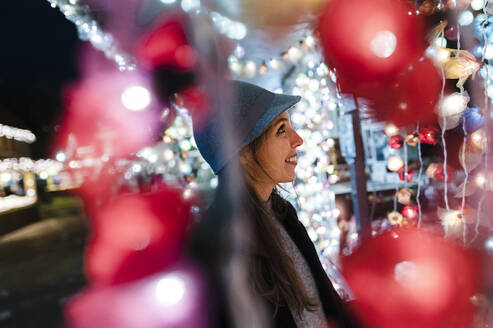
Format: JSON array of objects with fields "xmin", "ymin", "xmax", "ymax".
[{"xmin": 239, "ymin": 147, "xmax": 252, "ymax": 167}]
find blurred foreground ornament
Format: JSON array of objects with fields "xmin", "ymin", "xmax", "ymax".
[
  {"xmin": 439, "ymin": 49, "xmax": 480, "ymax": 89},
  {"xmin": 401, "ymin": 205, "xmax": 418, "ymax": 220},
  {"xmin": 137, "ymin": 13, "xmax": 198, "ymax": 105},
  {"xmin": 368, "ymin": 57, "xmax": 441, "ymax": 127},
  {"xmin": 389, "ymin": 135, "xmax": 403, "ymax": 149},
  {"xmin": 387, "ymin": 211, "xmax": 404, "ymax": 225},
  {"xmin": 387, "ymin": 156, "xmax": 405, "ymax": 172},
  {"xmin": 319, "ymin": 0, "xmax": 424, "ymax": 89},
  {"xmin": 384, "ymin": 124, "xmax": 400, "ymax": 137},
  {"xmin": 343, "ymin": 228, "xmax": 481, "ymax": 328},
  {"xmin": 398, "ymin": 167, "xmax": 414, "ymax": 182},
  {"xmin": 86, "ymin": 186, "xmax": 195, "ymax": 286},
  {"xmin": 404, "ymin": 133, "xmax": 419, "ymax": 146},
  {"xmin": 459, "ymin": 134, "xmax": 486, "ymax": 173},
  {"xmin": 418, "ymin": 126, "xmax": 438, "ymax": 145},
  {"xmin": 462, "ymin": 107, "xmax": 484, "ymax": 134},
  {"xmin": 426, "ymin": 163, "xmax": 457, "ymax": 183},
  {"xmin": 436, "ymin": 92, "xmax": 470, "ymax": 130},
  {"xmin": 397, "ymin": 188, "xmax": 414, "ymax": 205},
  {"xmin": 66, "ymin": 266, "xmax": 205, "ymax": 328}
]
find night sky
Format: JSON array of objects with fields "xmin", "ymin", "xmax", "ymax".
[{"xmin": 0, "ymin": 0, "xmax": 79, "ymax": 158}]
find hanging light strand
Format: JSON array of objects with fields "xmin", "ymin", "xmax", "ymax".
[
  {"xmin": 416, "ymin": 122, "xmax": 424, "ymax": 228},
  {"xmin": 45, "ymin": 0, "xmax": 137, "ymax": 71}
]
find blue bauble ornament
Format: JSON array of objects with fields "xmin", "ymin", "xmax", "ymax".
[{"xmin": 463, "ymin": 107, "xmax": 484, "ymax": 134}]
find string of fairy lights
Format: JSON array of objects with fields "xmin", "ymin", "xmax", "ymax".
[{"xmin": 44, "ymin": 0, "xmax": 493, "ymax": 261}]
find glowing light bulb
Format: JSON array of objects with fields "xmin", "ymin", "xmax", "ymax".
[
  {"xmin": 475, "ymin": 172, "xmax": 486, "ymax": 187},
  {"xmin": 471, "ymin": 0, "xmax": 484, "ymax": 10},
  {"xmin": 287, "ymin": 47, "xmax": 302, "ymax": 63},
  {"xmin": 243, "ymin": 61, "xmax": 257, "ymax": 78},
  {"xmin": 155, "ymin": 274, "xmax": 186, "ymax": 305},
  {"xmin": 56, "ymin": 151, "xmax": 66, "ymax": 162},
  {"xmin": 371, "ymin": 30, "xmax": 397, "ymax": 58},
  {"xmin": 121, "ymin": 86, "xmax": 151, "ymax": 111},
  {"xmin": 39, "ymin": 171, "xmax": 49, "ymax": 180},
  {"xmin": 160, "ymin": 0, "xmax": 176, "ymax": 3},
  {"xmin": 438, "ymin": 92, "xmax": 469, "ymax": 117},
  {"xmin": 384, "ymin": 124, "xmax": 400, "ymax": 137},
  {"xmin": 1, "ymin": 172, "xmax": 11, "ymax": 183},
  {"xmin": 387, "ymin": 156, "xmax": 404, "ymax": 172},
  {"xmin": 458, "ymin": 11, "xmax": 474, "ymax": 26},
  {"xmin": 471, "ymin": 130, "xmax": 485, "ymax": 149}
]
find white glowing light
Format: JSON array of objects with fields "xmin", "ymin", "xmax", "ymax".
[
  {"xmin": 163, "ymin": 149, "xmax": 174, "ymax": 161},
  {"xmin": 485, "ymin": 237, "xmax": 493, "ymax": 251},
  {"xmin": 269, "ymin": 59, "xmax": 281, "ymax": 70},
  {"xmin": 305, "ymin": 35, "xmax": 316, "ymax": 48},
  {"xmin": 436, "ymin": 48, "xmax": 451, "ymax": 63},
  {"xmin": 1, "ymin": 173, "xmax": 12, "ymax": 183},
  {"xmin": 287, "ymin": 47, "xmax": 303, "ymax": 63},
  {"xmin": 121, "ymin": 86, "xmax": 151, "ymax": 111},
  {"xmin": 132, "ymin": 164, "xmax": 142, "ymax": 173},
  {"xmin": 387, "ymin": 156, "xmax": 404, "ymax": 172},
  {"xmin": 243, "ymin": 61, "xmax": 257, "ymax": 78},
  {"xmin": 458, "ymin": 11, "xmax": 474, "ymax": 26},
  {"xmin": 155, "ymin": 274, "xmax": 186, "ymax": 305},
  {"xmin": 471, "ymin": 0, "xmax": 484, "ymax": 10},
  {"xmin": 160, "ymin": 0, "xmax": 176, "ymax": 3},
  {"xmin": 39, "ymin": 171, "xmax": 49, "ymax": 180},
  {"xmin": 56, "ymin": 151, "xmax": 66, "ymax": 162},
  {"xmin": 181, "ymin": 0, "xmax": 200, "ymax": 12},
  {"xmin": 384, "ymin": 124, "xmax": 400, "ymax": 137},
  {"xmin": 485, "ymin": 45, "xmax": 493, "ymax": 60},
  {"xmin": 475, "ymin": 172, "xmax": 486, "ymax": 187},
  {"xmin": 434, "ymin": 37, "xmax": 447, "ymax": 48},
  {"xmin": 0, "ymin": 124, "xmax": 36, "ymax": 143},
  {"xmin": 438, "ymin": 92, "xmax": 469, "ymax": 117},
  {"xmin": 371, "ymin": 30, "xmax": 397, "ymax": 58}
]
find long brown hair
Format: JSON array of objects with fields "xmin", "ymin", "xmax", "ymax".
[{"xmin": 241, "ymin": 129, "xmax": 319, "ymax": 316}]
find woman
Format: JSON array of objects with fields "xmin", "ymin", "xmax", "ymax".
[{"xmin": 190, "ymin": 80, "xmax": 361, "ymax": 327}]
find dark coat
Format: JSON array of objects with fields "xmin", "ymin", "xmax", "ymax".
[
  {"xmin": 187, "ymin": 189, "xmax": 362, "ymax": 328},
  {"xmin": 268, "ymin": 202, "xmax": 362, "ymax": 328}
]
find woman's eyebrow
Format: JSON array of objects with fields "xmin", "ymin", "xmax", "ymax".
[{"xmin": 271, "ymin": 117, "xmax": 288, "ymax": 127}]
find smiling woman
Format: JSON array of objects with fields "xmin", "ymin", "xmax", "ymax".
[{"xmin": 189, "ymin": 81, "xmax": 361, "ymax": 327}]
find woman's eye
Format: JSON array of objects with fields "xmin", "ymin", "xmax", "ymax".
[{"xmin": 277, "ymin": 124, "xmax": 286, "ymax": 134}]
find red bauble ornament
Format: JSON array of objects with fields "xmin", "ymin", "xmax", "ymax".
[
  {"xmin": 401, "ymin": 205, "xmax": 418, "ymax": 219},
  {"xmin": 342, "ymin": 228, "xmax": 481, "ymax": 328},
  {"xmin": 369, "ymin": 57, "xmax": 441, "ymax": 127},
  {"xmin": 389, "ymin": 135, "xmax": 404, "ymax": 149},
  {"xmin": 136, "ymin": 15, "xmax": 197, "ymax": 71},
  {"xmin": 433, "ymin": 165, "xmax": 457, "ymax": 182},
  {"xmin": 319, "ymin": 0, "xmax": 424, "ymax": 88},
  {"xmin": 398, "ymin": 166, "xmax": 414, "ymax": 182},
  {"xmin": 418, "ymin": 126, "xmax": 439, "ymax": 145},
  {"xmin": 85, "ymin": 186, "xmax": 194, "ymax": 286}
]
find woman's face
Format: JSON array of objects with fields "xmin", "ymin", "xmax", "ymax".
[{"xmin": 254, "ymin": 111, "xmax": 303, "ymax": 184}]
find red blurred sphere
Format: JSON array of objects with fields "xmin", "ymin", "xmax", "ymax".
[
  {"xmin": 398, "ymin": 166, "xmax": 414, "ymax": 182},
  {"xmin": 319, "ymin": 0, "xmax": 424, "ymax": 87},
  {"xmin": 343, "ymin": 228, "xmax": 481, "ymax": 328},
  {"xmin": 369, "ymin": 57, "xmax": 441, "ymax": 126},
  {"xmin": 136, "ymin": 15, "xmax": 197, "ymax": 71},
  {"xmin": 401, "ymin": 204, "xmax": 418, "ymax": 219},
  {"xmin": 85, "ymin": 186, "xmax": 195, "ymax": 286},
  {"xmin": 389, "ymin": 135, "xmax": 404, "ymax": 149},
  {"xmin": 433, "ymin": 165, "xmax": 457, "ymax": 183}
]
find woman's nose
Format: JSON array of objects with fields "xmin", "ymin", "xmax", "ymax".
[{"xmin": 291, "ymin": 130, "xmax": 303, "ymax": 148}]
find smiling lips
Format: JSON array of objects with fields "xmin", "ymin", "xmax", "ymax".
[{"xmin": 285, "ymin": 155, "xmax": 297, "ymax": 165}]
